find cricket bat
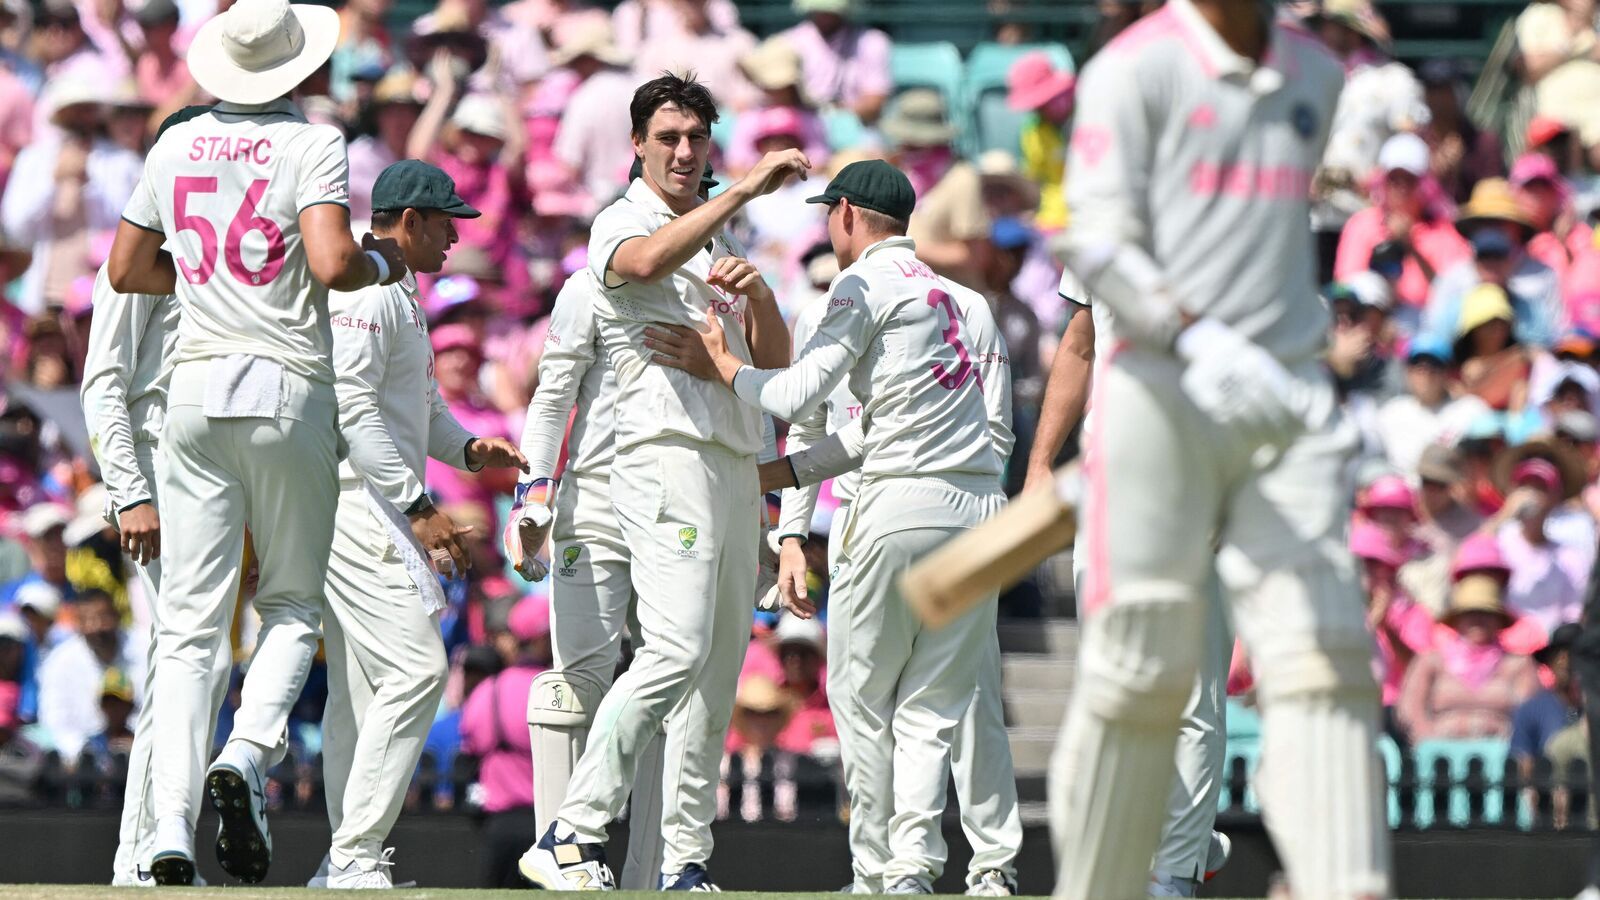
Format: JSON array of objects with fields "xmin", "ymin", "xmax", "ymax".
[{"xmin": 900, "ymin": 469, "xmax": 1079, "ymax": 629}]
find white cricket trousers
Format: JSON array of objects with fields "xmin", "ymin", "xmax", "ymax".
[
  {"xmin": 319, "ymin": 481, "xmax": 448, "ymax": 870},
  {"xmin": 1053, "ymin": 347, "xmax": 1389, "ymax": 900},
  {"xmin": 829, "ymin": 501, "xmax": 1022, "ymax": 889},
  {"xmin": 556, "ymin": 438, "xmax": 758, "ymax": 871},
  {"xmin": 112, "ymin": 440, "xmax": 230, "ymax": 880},
  {"xmin": 149, "ymin": 361, "xmax": 340, "ymax": 831},
  {"xmin": 829, "ymin": 475, "xmax": 1005, "ymax": 888},
  {"xmin": 1064, "ymin": 539, "xmax": 1230, "ymax": 882},
  {"xmin": 546, "ymin": 471, "xmax": 665, "ymax": 887}
]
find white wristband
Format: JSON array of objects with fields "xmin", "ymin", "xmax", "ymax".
[{"xmin": 365, "ymin": 250, "xmax": 390, "ymax": 284}]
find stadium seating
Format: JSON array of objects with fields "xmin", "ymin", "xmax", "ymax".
[
  {"xmin": 960, "ymin": 42, "xmax": 1074, "ymax": 157},
  {"xmin": 889, "ymin": 41, "xmax": 964, "ymax": 106},
  {"xmin": 1412, "ymin": 738, "xmax": 1512, "ymax": 829}
]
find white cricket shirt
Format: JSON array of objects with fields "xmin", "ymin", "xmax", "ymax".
[
  {"xmin": 737, "ymin": 236, "xmax": 1003, "ymax": 484},
  {"xmin": 1060, "ymin": 0, "xmax": 1344, "ymax": 363},
  {"xmin": 587, "ymin": 178, "xmax": 763, "ymax": 456},
  {"xmin": 775, "ymin": 274, "xmax": 1013, "ymax": 539},
  {"xmin": 329, "ymin": 273, "xmax": 475, "ymax": 512},
  {"xmin": 121, "ymin": 99, "xmax": 351, "ymax": 384},
  {"xmin": 80, "ymin": 266, "xmax": 179, "ymax": 510},
  {"xmin": 518, "ymin": 271, "xmax": 618, "ymax": 481}
]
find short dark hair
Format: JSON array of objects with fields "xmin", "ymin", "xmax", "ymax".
[
  {"xmin": 629, "ymin": 72, "xmax": 719, "ymax": 141},
  {"xmin": 370, "ymin": 209, "xmax": 403, "ymax": 231},
  {"xmin": 854, "ymin": 206, "xmax": 909, "ymax": 236}
]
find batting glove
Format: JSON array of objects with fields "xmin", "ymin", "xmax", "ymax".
[
  {"xmin": 505, "ymin": 479, "xmax": 556, "ymax": 582},
  {"xmin": 1176, "ymin": 319, "xmax": 1311, "ymax": 449}
]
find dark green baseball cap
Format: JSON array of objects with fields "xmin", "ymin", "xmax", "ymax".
[
  {"xmin": 628, "ymin": 156, "xmax": 718, "ymax": 190},
  {"xmin": 372, "ymin": 160, "xmax": 481, "ymax": 218},
  {"xmin": 805, "ymin": 159, "xmax": 916, "ymax": 221}
]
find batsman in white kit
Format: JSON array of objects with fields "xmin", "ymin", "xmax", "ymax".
[
  {"xmin": 1024, "ymin": 277, "xmax": 1231, "ymax": 899},
  {"xmin": 311, "ymin": 159, "xmax": 527, "ymax": 888},
  {"xmin": 1052, "ymin": 0, "xmax": 1389, "ymax": 897},
  {"xmin": 515, "ymin": 73, "xmax": 802, "ymax": 891},
  {"xmin": 755, "ymin": 269, "xmax": 1021, "ymax": 894},
  {"xmin": 107, "ymin": 0, "xmax": 409, "ymax": 883},
  {"xmin": 650, "ymin": 159, "xmax": 1006, "ymax": 895}
]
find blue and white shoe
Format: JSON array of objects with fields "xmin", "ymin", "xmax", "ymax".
[
  {"xmin": 150, "ymin": 817, "xmax": 196, "ymax": 886},
  {"xmin": 518, "ymin": 823, "xmax": 616, "ymax": 891},
  {"xmin": 205, "ymin": 742, "xmax": 272, "ymax": 883},
  {"xmin": 660, "ymin": 863, "xmax": 721, "ymax": 891},
  {"xmin": 885, "ymin": 877, "xmax": 932, "ymax": 894}
]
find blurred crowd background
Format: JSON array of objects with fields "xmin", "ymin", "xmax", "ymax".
[{"xmin": 4, "ymin": 0, "xmax": 1600, "ymax": 865}]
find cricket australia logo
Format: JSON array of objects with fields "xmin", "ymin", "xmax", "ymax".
[
  {"xmin": 676, "ymin": 526, "xmax": 700, "ymax": 558},
  {"xmin": 558, "ymin": 545, "xmax": 583, "ymax": 577}
]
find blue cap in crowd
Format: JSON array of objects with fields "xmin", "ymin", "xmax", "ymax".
[
  {"xmin": 1407, "ymin": 334, "xmax": 1453, "ymax": 366},
  {"xmin": 990, "ymin": 217, "xmax": 1035, "ymax": 251}
]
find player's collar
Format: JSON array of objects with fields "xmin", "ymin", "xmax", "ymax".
[
  {"xmin": 860, "ymin": 236, "xmax": 917, "ymax": 259},
  {"xmin": 1167, "ymin": 0, "xmax": 1290, "ymax": 94},
  {"xmin": 624, "ymin": 176, "xmax": 702, "ymax": 220},
  {"xmin": 211, "ymin": 98, "xmax": 305, "ymax": 120}
]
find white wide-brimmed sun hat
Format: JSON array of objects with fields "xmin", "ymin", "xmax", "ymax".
[{"xmin": 188, "ymin": 0, "xmax": 338, "ymax": 105}]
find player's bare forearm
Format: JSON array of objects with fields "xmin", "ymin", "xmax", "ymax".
[
  {"xmin": 108, "ymin": 220, "xmax": 178, "ymax": 295},
  {"xmin": 759, "ymin": 458, "xmax": 797, "ymax": 493},
  {"xmin": 744, "ymin": 289, "xmax": 790, "ymax": 369},
  {"xmin": 611, "ymin": 182, "xmax": 761, "ymax": 284},
  {"xmin": 1025, "ymin": 305, "xmax": 1095, "ymax": 490},
  {"xmin": 612, "ymin": 149, "xmax": 810, "ymax": 284}
]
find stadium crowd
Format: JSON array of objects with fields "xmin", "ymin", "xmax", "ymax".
[{"xmin": 1, "ymin": 0, "xmax": 1600, "ymax": 843}]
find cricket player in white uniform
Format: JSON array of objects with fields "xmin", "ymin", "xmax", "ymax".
[
  {"xmin": 83, "ymin": 105, "xmax": 227, "ymax": 889},
  {"xmin": 504, "ymin": 161, "xmax": 726, "ymax": 891},
  {"xmin": 757, "ymin": 283, "xmax": 1021, "ymax": 895},
  {"xmin": 515, "ymin": 73, "xmax": 803, "ymax": 891},
  {"xmin": 107, "ymin": 0, "xmax": 408, "ymax": 884},
  {"xmin": 1024, "ymin": 277, "xmax": 1230, "ymax": 899},
  {"xmin": 1051, "ymin": 1, "xmax": 1389, "ymax": 897},
  {"xmin": 311, "ymin": 160, "xmax": 527, "ymax": 888},
  {"xmin": 649, "ymin": 160, "xmax": 1005, "ymax": 895},
  {"xmin": 505, "ymin": 267, "xmax": 667, "ymax": 891}
]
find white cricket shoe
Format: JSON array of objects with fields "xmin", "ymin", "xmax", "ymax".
[
  {"xmin": 1148, "ymin": 872, "xmax": 1197, "ymax": 898},
  {"xmin": 966, "ymin": 870, "xmax": 1017, "ymax": 896},
  {"xmin": 205, "ymin": 740, "xmax": 273, "ymax": 883},
  {"xmin": 1574, "ymin": 887, "xmax": 1600, "ymax": 900},
  {"xmin": 327, "ymin": 848, "xmax": 398, "ymax": 890},
  {"xmin": 518, "ymin": 823, "xmax": 616, "ymax": 890},
  {"xmin": 1203, "ymin": 830, "xmax": 1231, "ymax": 882},
  {"xmin": 150, "ymin": 816, "xmax": 196, "ymax": 886},
  {"xmin": 308, "ymin": 852, "xmax": 332, "ymax": 888},
  {"xmin": 885, "ymin": 877, "xmax": 932, "ymax": 894}
]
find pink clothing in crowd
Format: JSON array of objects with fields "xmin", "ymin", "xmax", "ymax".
[
  {"xmin": 459, "ymin": 663, "xmax": 545, "ymax": 813},
  {"xmin": 1498, "ymin": 523, "xmax": 1590, "ymax": 636},
  {"xmin": 135, "ymin": 53, "xmax": 193, "ymax": 110},
  {"xmin": 777, "ymin": 19, "xmax": 891, "ymax": 112},
  {"xmin": 1396, "ymin": 642, "xmax": 1539, "ymax": 741},
  {"xmin": 0, "ymin": 70, "xmax": 32, "ymax": 190},
  {"xmin": 1374, "ymin": 594, "xmax": 1436, "ymax": 707},
  {"xmin": 426, "ymin": 393, "xmax": 515, "ymax": 523},
  {"xmin": 723, "ymin": 104, "xmax": 829, "ymax": 174},
  {"xmin": 1335, "ymin": 205, "xmax": 1471, "ymax": 307},
  {"xmin": 1528, "ymin": 225, "xmax": 1596, "ymax": 290}
]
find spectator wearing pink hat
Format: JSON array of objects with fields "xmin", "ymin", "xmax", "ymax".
[
  {"xmin": 1007, "ymin": 51, "xmax": 1074, "ymax": 231},
  {"xmin": 1511, "ymin": 152, "xmax": 1594, "ymax": 288},
  {"xmin": 1351, "ymin": 521, "xmax": 1435, "ymax": 724},
  {"xmin": 426, "ymin": 324, "xmax": 519, "ymax": 532},
  {"xmin": 1334, "ymin": 133, "xmax": 1470, "ymax": 310},
  {"xmin": 1356, "ymin": 473, "xmax": 1424, "ymax": 558},
  {"xmin": 461, "ymin": 597, "xmax": 551, "ymax": 887},
  {"xmin": 726, "ymin": 38, "xmax": 829, "ymax": 177},
  {"xmin": 1489, "ymin": 438, "xmax": 1594, "ymax": 636}
]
